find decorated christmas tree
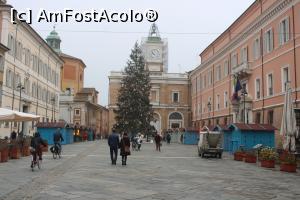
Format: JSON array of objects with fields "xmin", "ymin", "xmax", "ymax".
[{"xmin": 114, "ymin": 42, "xmax": 154, "ymax": 135}]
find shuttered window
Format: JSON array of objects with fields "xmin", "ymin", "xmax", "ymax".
[
  {"xmin": 279, "ymin": 17, "xmax": 290, "ymax": 45},
  {"xmin": 264, "ymin": 29, "xmax": 273, "ymax": 53}
]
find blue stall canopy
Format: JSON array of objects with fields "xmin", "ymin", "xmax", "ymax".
[
  {"xmin": 183, "ymin": 128, "xmax": 199, "ymax": 145},
  {"xmin": 36, "ymin": 122, "xmax": 74, "ymax": 145},
  {"xmin": 224, "ymin": 123, "xmax": 276, "ymax": 153}
]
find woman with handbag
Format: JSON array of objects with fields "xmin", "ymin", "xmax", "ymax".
[{"xmin": 120, "ymin": 132, "xmax": 131, "ymax": 165}]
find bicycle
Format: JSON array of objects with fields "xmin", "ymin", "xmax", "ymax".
[
  {"xmin": 50, "ymin": 143, "xmax": 61, "ymax": 159},
  {"xmin": 30, "ymin": 148, "xmax": 41, "ymax": 171}
]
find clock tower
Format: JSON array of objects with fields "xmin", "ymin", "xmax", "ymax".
[{"xmin": 141, "ymin": 24, "xmax": 168, "ymax": 73}]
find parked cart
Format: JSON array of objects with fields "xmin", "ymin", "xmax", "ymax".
[{"xmin": 198, "ymin": 126, "xmax": 223, "ymax": 158}]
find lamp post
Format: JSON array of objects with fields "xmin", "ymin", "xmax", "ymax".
[
  {"xmin": 51, "ymin": 97, "xmax": 55, "ymax": 122},
  {"xmin": 207, "ymin": 101, "xmax": 211, "ymax": 125},
  {"xmin": 68, "ymin": 104, "xmax": 72, "ymax": 124},
  {"xmin": 17, "ymin": 83, "xmax": 25, "ymax": 133},
  {"xmin": 241, "ymin": 87, "xmax": 248, "ymax": 124}
]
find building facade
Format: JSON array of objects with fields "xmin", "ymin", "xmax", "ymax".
[
  {"xmin": 59, "ymin": 88, "xmax": 109, "ymax": 137},
  {"xmin": 45, "ymin": 29, "xmax": 109, "ymax": 137},
  {"xmin": 190, "ymin": 0, "xmax": 300, "ymax": 141},
  {"xmin": 60, "ymin": 53, "xmax": 85, "ymax": 94},
  {"xmin": 108, "ymin": 24, "xmax": 191, "ymax": 133},
  {"xmin": 0, "ymin": 2, "xmax": 63, "ymax": 137},
  {"xmin": 46, "ymin": 28, "xmax": 85, "ymax": 94}
]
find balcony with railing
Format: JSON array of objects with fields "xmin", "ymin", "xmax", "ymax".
[{"xmin": 231, "ymin": 62, "xmax": 252, "ymax": 77}]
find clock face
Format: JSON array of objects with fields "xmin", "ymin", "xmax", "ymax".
[{"xmin": 151, "ymin": 49, "xmax": 160, "ymax": 59}]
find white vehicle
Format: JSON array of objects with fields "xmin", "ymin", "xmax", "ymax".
[{"xmin": 198, "ymin": 128, "xmax": 223, "ymax": 158}]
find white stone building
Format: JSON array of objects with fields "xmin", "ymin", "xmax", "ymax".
[{"xmin": 0, "ymin": 2, "xmax": 63, "ymax": 137}]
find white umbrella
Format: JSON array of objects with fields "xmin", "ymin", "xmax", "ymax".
[
  {"xmin": 0, "ymin": 108, "xmax": 40, "ymax": 122},
  {"xmin": 280, "ymin": 84, "xmax": 298, "ymax": 152}
]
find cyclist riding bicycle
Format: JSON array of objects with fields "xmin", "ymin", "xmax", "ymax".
[
  {"xmin": 53, "ymin": 128, "xmax": 64, "ymax": 152},
  {"xmin": 30, "ymin": 132, "xmax": 46, "ymax": 168}
]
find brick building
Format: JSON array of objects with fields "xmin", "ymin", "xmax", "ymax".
[{"xmin": 190, "ymin": 0, "xmax": 300, "ymax": 142}]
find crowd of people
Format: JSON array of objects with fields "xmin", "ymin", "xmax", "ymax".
[
  {"xmin": 5, "ymin": 127, "xmax": 182, "ymax": 168},
  {"xmin": 107, "ymin": 128, "xmax": 177, "ymax": 165}
]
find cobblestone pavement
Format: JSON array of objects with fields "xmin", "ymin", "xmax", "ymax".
[{"xmin": 0, "ymin": 140, "xmax": 299, "ymax": 200}]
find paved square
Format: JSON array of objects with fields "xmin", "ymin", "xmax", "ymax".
[{"xmin": 0, "ymin": 141, "xmax": 299, "ymax": 200}]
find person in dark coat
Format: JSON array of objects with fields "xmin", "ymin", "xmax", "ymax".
[
  {"xmin": 108, "ymin": 129, "xmax": 120, "ymax": 165},
  {"xmin": 30, "ymin": 132, "xmax": 46, "ymax": 167},
  {"xmin": 53, "ymin": 128, "xmax": 64, "ymax": 151},
  {"xmin": 10, "ymin": 131, "xmax": 17, "ymax": 140},
  {"xmin": 166, "ymin": 132, "xmax": 171, "ymax": 144},
  {"xmin": 120, "ymin": 132, "xmax": 131, "ymax": 165},
  {"xmin": 154, "ymin": 133, "xmax": 162, "ymax": 152}
]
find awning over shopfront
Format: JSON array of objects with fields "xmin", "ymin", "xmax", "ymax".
[{"xmin": 0, "ymin": 108, "xmax": 40, "ymax": 122}]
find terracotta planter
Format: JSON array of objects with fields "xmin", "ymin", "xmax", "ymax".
[
  {"xmin": 280, "ymin": 163, "xmax": 297, "ymax": 173},
  {"xmin": 0, "ymin": 149, "xmax": 8, "ymax": 162},
  {"xmin": 261, "ymin": 160, "xmax": 275, "ymax": 168},
  {"xmin": 41, "ymin": 144, "xmax": 48, "ymax": 152},
  {"xmin": 22, "ymin": 146, "xmax": 30, "ymax": 157},
  {"xmin": 234, "ymin": 153, "xmax": 245, "ymax": 161},
  {"xmin": 9, "ymin": 146, "xmax": 20, "ymax": 159},
  {"xmin": 245, "ymin": 155, "xmax": 257, "ymax": 163}
]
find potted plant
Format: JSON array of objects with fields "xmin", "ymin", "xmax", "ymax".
[
  {"xmin": 9, "ymin": 140, "xmax": 21, "ymax": 159},
  {"xmin": 276, "ymin": 139, "xmax": 284, "ymax": 155},
  {"xmin": 245, "ymin": 150, "xmax": 257, "ymax": 163},
  {"xmin": 234, "ymin": 148, "xmax": 246, "ymax": 161},
  {"xmin": 22, "ymin": 136, "xmax": 31, "ymax": 156},
  {"xmin": 280, "ymin": 151, "xmax": 297, "ymax": 173},
  {"xmin": 259, "ymin": 147, "xmax": 277, "ymax": 168},
  {"xmin": 0, "ymin": 139, "xmax": 9, "ymax": 162}
]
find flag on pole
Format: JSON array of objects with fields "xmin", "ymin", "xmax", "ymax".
[
  {"xmin": 235, "ymin": 77, "xmax": 242, "ymax": 93},
  {"xmin": 231, "ymin": 76, "xmax": 242, "ymax": 101}
]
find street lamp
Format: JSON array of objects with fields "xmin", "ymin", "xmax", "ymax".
[
  {"xmin": 17, "ymin": 83, "xmax": 25, "ymax": 133},
  {"xmin": 207, "ymin": 101, "xmax": 211, "ymax": 125},
  {"xmin": 68, "ymin": 104, "xmax": 72, "ymax": 124},
  {"xmin": 51, "ymin": 97, "xmax": 55, "ymax": 122},
  {"xmin": 241, "ymin": 87, "xmax": 248, "ymax": 124}
]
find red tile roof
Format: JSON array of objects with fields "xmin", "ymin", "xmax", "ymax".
[
  {"xmin": 231, "ymin": 123, "xmax": 277, "ymax": 131},
  {"xmin": 36, "ymin": 122, "xmax": 73, "ymax": 128}
]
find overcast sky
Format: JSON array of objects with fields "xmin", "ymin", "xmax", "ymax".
[{"xmin": 7, "ymin": 0, "xmax": 254, "ymax": 106}]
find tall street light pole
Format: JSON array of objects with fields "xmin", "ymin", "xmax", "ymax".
[
  {"xmin": 241, "ymin": 87, "xmax": 248, "ymax": 124},
  {"xmin": 207, "ymin": 101, "xmax": 211, "ymax": 126},
  {"xmin": 68, "ymin": 104, "xmax": 72, "ymax": 124},
  {"xmin": 17, "ymin": 83, "xmax": 25, "ymax": 133},
  {"xmin": 51, "ymin": 97, "xmax": 55, "ymax": 122}
]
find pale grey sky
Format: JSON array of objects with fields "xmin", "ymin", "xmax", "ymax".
[{"xmin": 7, "ymin": 0, "xmax": 254, "ymax": 106}]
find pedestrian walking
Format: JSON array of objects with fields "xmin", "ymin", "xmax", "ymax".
[
  {"xmin": 166, "ymin": 132, "xmax": 171, "ymax": 144},
  {"xmin": 154, "ymin": 132, "xmax": 162, "ymax": 152},
  {"xmin": 108, "ymin": 129, "xmax": 120, "ymax": 165},
  {"xmin": 120, "ymin": 132, "xmax": 131, "ymax": 165}
]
